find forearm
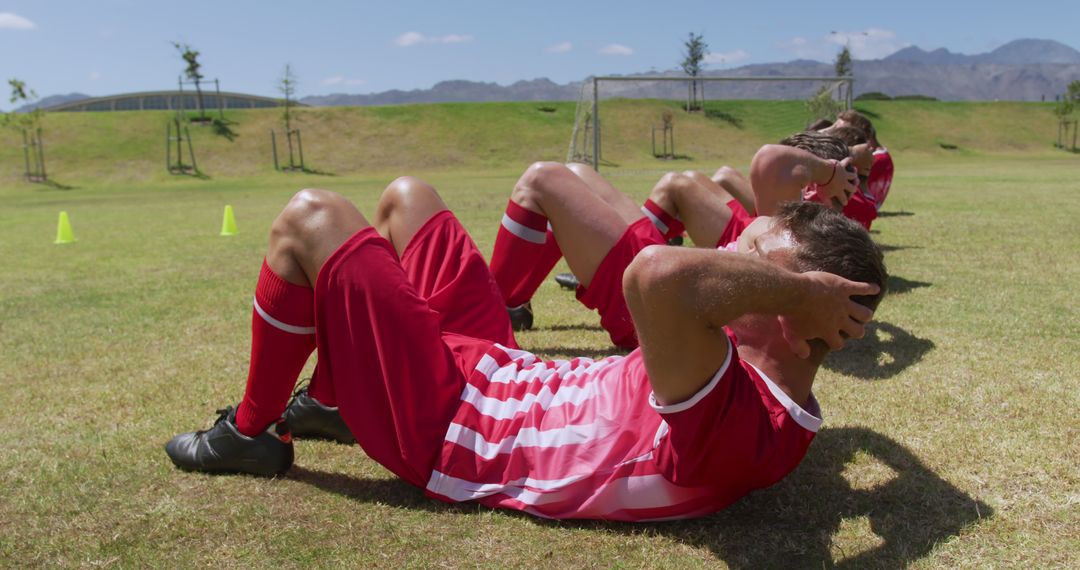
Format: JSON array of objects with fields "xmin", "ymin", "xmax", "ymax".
[{"xmin": 627, "ymin": 246, "xmax": 808, "ymax": 331}]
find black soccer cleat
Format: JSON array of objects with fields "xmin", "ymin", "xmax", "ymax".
[
  {"xmin": 283, "ymin": 387, "xmax": 356, "ymax": 444},
  {"xmin": 507, "ymin": 301, "xmax": 534, "ymax": 331},
  {"xmin": 554, "ymin": 272, "xmax": 580, "ymax": 290},
  {"xmin": 165, "ymin": 406, "xmax": 293, "ymax": 477}
]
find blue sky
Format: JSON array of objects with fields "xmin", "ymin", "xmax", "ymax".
[{"xmin": 1, "ymin": 0, "xmax": 1077, "ymax": 107}]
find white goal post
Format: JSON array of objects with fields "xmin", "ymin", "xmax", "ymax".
[{"xmin": 574, "ymin": 75, "xmax": 854, "ymax": 171}]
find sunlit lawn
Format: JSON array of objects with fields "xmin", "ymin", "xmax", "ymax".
[{"xmin": 0, "ymin": 152, "xmax": 1077, "ymax": 568}]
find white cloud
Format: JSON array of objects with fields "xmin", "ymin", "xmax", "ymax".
[
  {"xmin": 0, "ymin": 12, "xmax": 35, "ymax": 30},
  {"xmin": 599, "ymin": 43, "xmax": 634, "ymax": 56},
  {"xmin": 546, "ymin": 41, "xmax": 572, "ymax": 53},
  {"xmin": 440, "ymin": 34, "xmax": 473, "ymax": 44},
  {"xmin": 322, "ymin": 75, "xmax": 366, "ymax": 87},
  {"xmin": 394, "ymin": 31, "xmax": 474, "ymax": 47},
  {"xmin": 704, "ymin": 49, "xmax": 750, "ymax": 66},
  {"xmin": 781, "ymin": 28, "xmax": 909, "ymax": 61},
  {"xmin": 89, "ymin": 71, "xmax": 102, "ymax": 81}
]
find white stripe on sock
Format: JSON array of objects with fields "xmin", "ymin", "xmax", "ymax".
[
  {"xmin": 640, "ymin": 206, "xmax": 668, "ymax": 236},
  {"xmin": 253, "ymin": 297, "xmax": 316, "ymax": 335},
  {"xmin": 501, "ymin": 214, "xmax": 547, "ymax": 244}
]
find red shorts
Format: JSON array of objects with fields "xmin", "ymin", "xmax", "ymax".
[
  {"xmin": 576, "ymin": 217, "xmax": 665, "ymax": 350},
  {"xmin": 312, "ymin": 212, "xmax": 512, "ymax": 487},
  {"xmin": 715, "ymin": 199, "xmax": 754, "ymax": 248}
]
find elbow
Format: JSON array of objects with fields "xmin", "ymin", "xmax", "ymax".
[{"xmin": 624, "ymin": 245, "xmax": 682, "ymax": 303}]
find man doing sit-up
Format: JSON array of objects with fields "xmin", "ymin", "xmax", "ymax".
[
  {"xmin": 167, "ymin": 174, "xmax": 885, "ymax": 521},
  {"xmin": 493, "ymin": 132, "xmax": 859, "ymax": 347}
]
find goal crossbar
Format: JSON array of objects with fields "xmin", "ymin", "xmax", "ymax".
[{"xmin": 586, "ymin": 75, "xmax": 855, "ymax": 170}]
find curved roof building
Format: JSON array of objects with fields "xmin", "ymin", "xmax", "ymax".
[{"xmin": 45, "ymin": 90, "xmax": 304, "ymax": 112}]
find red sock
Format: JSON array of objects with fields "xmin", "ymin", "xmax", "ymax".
[
  {"xmin": 307, "ymin": 362, "xmax": 336, "ymax": 407},
  {"xmin": 235, "ymin": 260, "xmax": 316, "ymax": 436},
  {"xmin": 641, "ymin": 199, "xmax": 685, "ymax": 240},
  {"xmin": 490, "ymin": 200, "xmax": 562, "ymax": 307}
]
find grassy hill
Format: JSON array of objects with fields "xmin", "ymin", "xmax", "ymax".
[{"xmin": 0, "ymin": 99, "xmax": 1069, "ymax": 188}]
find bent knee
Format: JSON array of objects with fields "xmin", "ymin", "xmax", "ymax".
[
  {"xmin": 513, "ymin": 161, "xmax": 571, "ymax": 201},
  {"xmin": 565, "ymin": 161, "xmax": 597, "ymax": 179},
  {"xmin": 712, "ymin": 166, "xmax": 739, "ymax": 181},
  {"xmin": 652, "ymin": 171, "xmax": 694, "ymax": 197},
  {"xmin": 384, "ymin": 176, "xmax": 434, "ymax": 198},
  {"xmin": 275, "ymin": 188, "xmax": 347, "ymax": 237},
  {"xmin": 284, "ymin": 188, "xmax": 339, "ymax": 218}
]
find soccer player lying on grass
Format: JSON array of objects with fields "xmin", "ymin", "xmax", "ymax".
[
  {"xmin": 814, "ymin": 110, "xmax": 895, "ymax": 229},
  {"xmin": 167, "ymin": 174, "xmax": 886, "ymax": 521},
  {"xmin": 712, "ymin": 129, "xmax": 869, "ymax": 219},
  {"xmin": 493, "ymin": 133, "xmax": 859, "ymax": 347}
]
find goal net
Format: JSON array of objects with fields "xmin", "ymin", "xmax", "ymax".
[{"xmin": 567, "ymin": 75, "xmax": 853, "ymax": 173}]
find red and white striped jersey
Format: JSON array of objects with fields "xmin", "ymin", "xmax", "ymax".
[{"xmin": 425, "ymin": 337, "xmax": 822, "ymax": 521}]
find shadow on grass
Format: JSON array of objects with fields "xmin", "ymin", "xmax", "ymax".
[
  {"xmin": 279, "ymin": 166, "xmax": 337, "ymax": 176},
  {"xmin": 877, "ymin": 210, "xmax": 914, "ymax": 218},
  {"xmin": 211, "ymin": 118, "xmax": 239, "ymax": 141},
  {"xmin": 544, "ymin": 323, "xmax": 605, "ymax": 333},
  {"xmin": 287, "ymin": 467, "xmax": 463, "ymax": 514},
  {"xmin": 34, "ymin": 179, "xmax": 77, "ymax": 190},
  {"xmin": 824, "ymin": 321, "xmax": 935, "ymax": 380},
  {"xmin": 887, "ymin": 275, "xmax": 932, "ymax": 294},
  {"xmin": 528, "ymin": 345, "xmax": 631, "ymax": 360},
  {"xmin": 291, "ymin": 427, "xmax": 990, "ymax": 568},
  {"xmin": 704, "ymin": 108, "xmax": 744, "ymax": 128},
  {"xmin": 879, "ymin": 243, "xmax": 921, "ymax": 253}
]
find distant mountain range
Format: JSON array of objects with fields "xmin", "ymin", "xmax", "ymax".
[
  {"xmin": 21, "ymin": 39, "xmax": 1080, "ymax": 111},
  {"xmin": 884, "ymin": 38, "xmax": 1080, "ymax": 65},
  {"xmin": 301, "ymin": 39, "xmax": 1080, "ymax": 105}
]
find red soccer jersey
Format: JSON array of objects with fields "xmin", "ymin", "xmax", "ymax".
[
  {"xmin": 867, "ymin": 148, "xmax": 894, "ymax": 209},
  {"xmin": 425, "ymin": 335, "xmax": 822, "ymax": 521}
]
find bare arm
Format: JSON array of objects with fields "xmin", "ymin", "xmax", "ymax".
[
  {"xmin": 623, "ymin": 246, "xmax": 877, "ymax": 405},
  {"xmin": 749, "ymin": 145, "xmax": 857, "ymax": 215}
]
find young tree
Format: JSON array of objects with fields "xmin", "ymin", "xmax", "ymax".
[
  {"xmin": 173, "ymin": 42, "xmax": 206, "ymax": 120},
  {"xmin": 5, "ymin": 78, "xmax": 47, "ymax": 180},
  {"xmin": 835, "ymin": 46, "xmax": 853, "ymax": 77},
  {"xmin": 834, "ymin": 46, "xmax": 853, "ymax": 104},
  {"xmin": 681, "ymin": 32, "xmax": 707, "ymax": 111},
  {"xmin": 1053, "ymin": 80, "xmax": 1080, "ymax": 148},
  {"xmin": 806, "ymin": 85, "xmax": 844, "ymax": 125},
  {"xmin": 277, "ymin": 64, "xmax": 301, "ymax": 169},
  {"xmin": 278, "ymin": 64, "xmax": 297, "ymax": 134}
]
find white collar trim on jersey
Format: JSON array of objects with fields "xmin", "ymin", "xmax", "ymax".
[
  {"xmin": 745, "ymin": 362, "xmax": 823, "ymax": 433},
  {"xmin": 648, "ymin": 336, "xmax": 733, "ymax": 415}
]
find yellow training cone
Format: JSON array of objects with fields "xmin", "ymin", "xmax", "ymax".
[
  {"xmin": 55, "ymin": 211, "xmax": 76, "ymax": 244},
  {"xmin": 220, "ymin": 205, "xmax": 238, "ymax": 236}
]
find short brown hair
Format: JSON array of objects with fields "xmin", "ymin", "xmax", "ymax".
[
  {"xmin": 827, "ymin": 125, "xmax": 869, "ymax": 147},
  {"xmin": 836, "ymin": 110, "xmax": 876, "ymax": 141},
  {"xmin": 778, "ymin": 132, "xmax": 849, "ymax": 162},
  {"xmin": 775, "ymin": 201, "xmax": 887, "ymax": 312}
]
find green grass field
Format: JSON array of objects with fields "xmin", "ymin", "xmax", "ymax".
[{"xmin": 1, "ymin": 101, "xmax": 1078, "ymax": 568}]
